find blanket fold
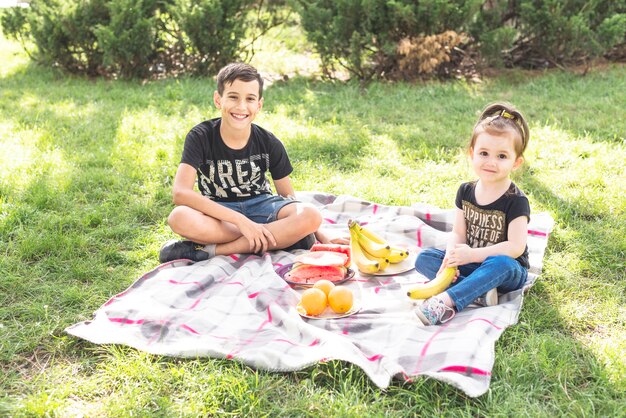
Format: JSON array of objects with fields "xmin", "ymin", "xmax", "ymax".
[{"xmin": 66, "ymin": 192, "xmax": 554, "ymax": 397}]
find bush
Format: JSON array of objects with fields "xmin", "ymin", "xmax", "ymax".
[
  {"xmin": 0, "ymin": 0, "xmax": 280, "ymax": 78},
  {"xmin": 396, "ymin": 31, "xmax": 466, "ymax": 78},
  {"xmin": 7, "ymin": 0, "xmax": 110, "ymax": 75},
  {"xmin": 293, "ymin": 0, "xmax": 472, "ymax": 81},
  {"xmin": 470, "ymin": 0, "xmax": 626, "ymax": 68},
  {"xmin": 297, "ymin": 0, "xmax": 626, "ymax": 80},
  {"xmin": 172, "ymin": 0, "xmax": 255, "ymax": 76},
  {"xmin": 93, "ymin": 0, "xmax": 160, "ymax": 78}
]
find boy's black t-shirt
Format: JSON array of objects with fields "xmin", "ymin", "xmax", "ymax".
[
  {"xmin": 181, "ymin": 118, "xmax": 293, "ymax": 201},
  {"xmin": 455, "ymin": 181, "xmax": 531, "ymax": 269}
]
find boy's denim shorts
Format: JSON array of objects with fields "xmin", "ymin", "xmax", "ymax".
[{"xmin": 214, "ymin": 194, "xmax": 297, "ymax": 224}]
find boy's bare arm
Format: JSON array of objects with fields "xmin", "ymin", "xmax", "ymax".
[{"xmin": 272, "ymin": 176, "xmax": 296, "ymax": 198}]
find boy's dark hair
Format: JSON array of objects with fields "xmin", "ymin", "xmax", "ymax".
[
  {"xmin": 216, "ymin": 63, "xmax": 264, "ymax": 98},
  {"xmin": 470, "ymin": 102, "xmax": 530, "ymax": 157}
]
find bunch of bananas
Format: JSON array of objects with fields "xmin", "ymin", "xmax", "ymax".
[{"xmin": 348, "ymin": 220, "xmax": 409, "ymax": 274}]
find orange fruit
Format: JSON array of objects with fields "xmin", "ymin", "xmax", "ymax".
[
  {"xmin": 328, "ymin": 286, "xmax": 354, "ymax": 314},
  {"xmin": 313, "ymin": 279, "xmax": 336, "ymax": 297},
  {"xmin": 300, "ymin": 288, "xmax": 328, "ymax": 316}
]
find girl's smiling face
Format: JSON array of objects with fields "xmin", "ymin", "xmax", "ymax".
[{"xmin": 470, "ymin": 130, "xmax": 524, "ymax": 185}]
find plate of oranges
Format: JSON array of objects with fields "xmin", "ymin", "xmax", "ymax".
[{"xmin": 296, "ymin": 280, "xmax": 361, "ymax": 319}]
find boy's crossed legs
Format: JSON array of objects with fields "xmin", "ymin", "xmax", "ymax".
[{"xmin": 160, "ymin": 195, "xmax": 322, "ymax": 263}]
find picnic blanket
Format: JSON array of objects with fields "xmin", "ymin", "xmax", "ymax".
[{"xmin": 66, "ymin": 192, "xmax": 554, "ymax": 397}]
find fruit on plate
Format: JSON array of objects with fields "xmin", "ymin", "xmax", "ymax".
[
  {"xmin": 284, "ymin": 264, "xmax": 346, "ymax": 284},
  {"xmin": 406, "ymin": 267, "xmax": 457, "ymax": 299},
  {"xmin": 294, "ymin": 250, "xmax": 348, "ymax": 267},
  {"xmin": 349, "ymin": 227, "xmax": 380, "ymax": 274},
  {"xmin": 313, "ymin": 279, "xmax": 335, "ymax": 296},
  {"xmin": 328, "ymin": 286, "xmax": 354, "ymax": 314},
  {"xmin": 348, "ymin": 220, "xmax": 410, "ymax": 274},
  {"xmin": 300, "ymin": 288, "xmax": 328, "ymax": 315},
  {"xmin": 310, "ymin": 244, "xmax": 351, "ymax": 267},
  {"xmin": 299, "ymin": 285, "xmax": 354, "ymax": 316}
]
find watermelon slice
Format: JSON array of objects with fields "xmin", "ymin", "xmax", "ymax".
[
  {"xmin": 284, "ymin": 264, "xmax": 346, "ymax": 284},
  {"xmin": 293, "ymin": 251, "xmax": 347, "ymax": 267},
  {"xmin": 310, "ymin": 244, "xmax": 351, "ymax": 267}
]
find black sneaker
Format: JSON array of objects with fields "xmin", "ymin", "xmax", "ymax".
[
  {"xmin": 282, "ymin": 233, "xmax": 316, "ymax": 252},
  {"xmin": 159, "ymin": 239, "xmax": 211, "ymax": 263}
]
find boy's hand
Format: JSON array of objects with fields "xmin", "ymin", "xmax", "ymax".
[
  {"xmin": 328, "ymin": 237, "xmax": 350, "ymax": 245},
  {"xmin": 315, "ymin": 229, "xmax": 349, "ymax": 245},
  {"xmin": 237, "ymin": 218, "xmax": 276, "ymax": 253},
  {"xmin": 446, "ymin": 244, "xmax": 473, "ymax": 267}
]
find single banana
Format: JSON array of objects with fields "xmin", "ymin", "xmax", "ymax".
[
  {"xmin": 349, "ymin": 228, "xmax": 380, "ymax": 274},
  {"xmin": 407, "ymin": 267, "xmax": 457, "ymax": 299},
  {"xmin": 359, "ymin": 246, "xmax": 390, "ymax": 270},
  {"xmin": 349, "ymin": 222, "xmax": 391, "ymax": 258},
  {"xmin": 387, "ymin": 246, "xmax": 409, "ymax": 263},
  {"xmin": 378, "ymin": 256, "xmax": 390, "ymax": 271}
]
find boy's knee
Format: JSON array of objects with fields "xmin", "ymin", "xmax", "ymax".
[
  {"xmin": 167, "ymin": 206, "xmax": 188, "ymax": 230},
  {"xmin": 299, "ymin": 204, "xmax": 322, "ymax": 230}
]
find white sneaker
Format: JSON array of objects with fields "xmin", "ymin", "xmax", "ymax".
[
  {"xmin": 472, "ymin": 288, "xmax": 498, "ymax": 307},
  {"xmin": 415, "ymin": 297, "xmax": 456, "ymax": 326}
]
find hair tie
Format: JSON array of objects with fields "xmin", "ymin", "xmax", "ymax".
[
  {"xmin": 493, "ymin": 109, "xmax": 527, "ymax": 146},
  {"xmin": 500, "ymin": 109, "xmax": 515, "ymax": 120}
]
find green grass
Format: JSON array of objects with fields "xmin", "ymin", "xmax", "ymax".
[{"xmin": 1, "ymin": 25, "xmax": 625, "ymax": 416}]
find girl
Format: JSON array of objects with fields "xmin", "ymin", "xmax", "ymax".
[{"xmin": 414, "ymin": 102, "xmax": 531, "ymax": 326}]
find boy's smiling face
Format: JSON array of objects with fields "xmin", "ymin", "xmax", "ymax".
[{"xmin": 214, "ymin": 78, "xmax": 263, "ymax": 139}]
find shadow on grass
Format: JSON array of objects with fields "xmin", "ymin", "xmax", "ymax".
[
  {"xmin": 1, "ymin": 62, "xmax": 624, "ymax": 415},
  {"xmin": 518, "ymin": 172, "xmax": 625, "ymax": 279}
]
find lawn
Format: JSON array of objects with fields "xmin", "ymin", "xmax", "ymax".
[{"xmin": 0, "ymin": 25, "xmax": 624, "ymax": 416}]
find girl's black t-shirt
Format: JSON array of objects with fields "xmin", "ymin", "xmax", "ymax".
[{"xmin": 455, "ymin": 181, "xmax": 531, "ymax": 268}]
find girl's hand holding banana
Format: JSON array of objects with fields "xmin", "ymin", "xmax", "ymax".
[
  {"xmin": 406, "ymin": 266, "xmax": 457, "ymax": 300},
  {"xmin": 446, "ymin": 244, "xmax": 474, "ymax": 266}
]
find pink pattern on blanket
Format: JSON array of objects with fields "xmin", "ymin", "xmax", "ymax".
[
  {"xmin": 439, "ymin": 365, "xmax": 491, "ymax": 376},
  {"xmin": 66, "ymin": 192, "xmax": 554, "ymax": 398}
]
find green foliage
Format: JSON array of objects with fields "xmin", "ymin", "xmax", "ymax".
[
  {"xmin": 0, "ymin": 4, "xmax": 30, "ymax": 43},
  {"xmin": 0, "ymin": 0, "xmax": 274, "ymax": 78},
  {"xmin": 173, "ymin": 0, "xmax": 255, "ymax": 76},
  {"xmin": 296, "ymin": 0, "xmax": 625, "ymax": 79},
  {"xmin": 471, "ymin": 0, "xmax": 626, "ymax": 68},
  {"xmin": 294, "ymin": 0, "xmax": 472, "ymax": 81},
  {"xmin": 24, "ymin": 0, "xmax": 109, "ymax": 74},
  {"xmin": 480, "ymin": 26, "xmax": 517, "ymax": 67},
  {"xmin": 94, "ymin": 0, "xmax": 159, "ymax": 78}
]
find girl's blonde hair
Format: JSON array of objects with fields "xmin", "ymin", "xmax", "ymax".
[{"xmin": 470, "ymin": 102, "xmax": 530, "ymax": 157}]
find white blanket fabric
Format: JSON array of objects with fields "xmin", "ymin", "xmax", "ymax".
[{"xmin": 66, "ymin": 192, "xmax": 554, "ymax": 397}]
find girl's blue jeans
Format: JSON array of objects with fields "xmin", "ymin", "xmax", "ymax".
[{"xmin": 414, "ymin": 248, "xmax": 528, "ymax": 311}]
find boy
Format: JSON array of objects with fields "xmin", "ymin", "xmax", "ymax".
[{"xmin": 159, "ymin": 62, "xmax": 323, "ymax": 263}]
